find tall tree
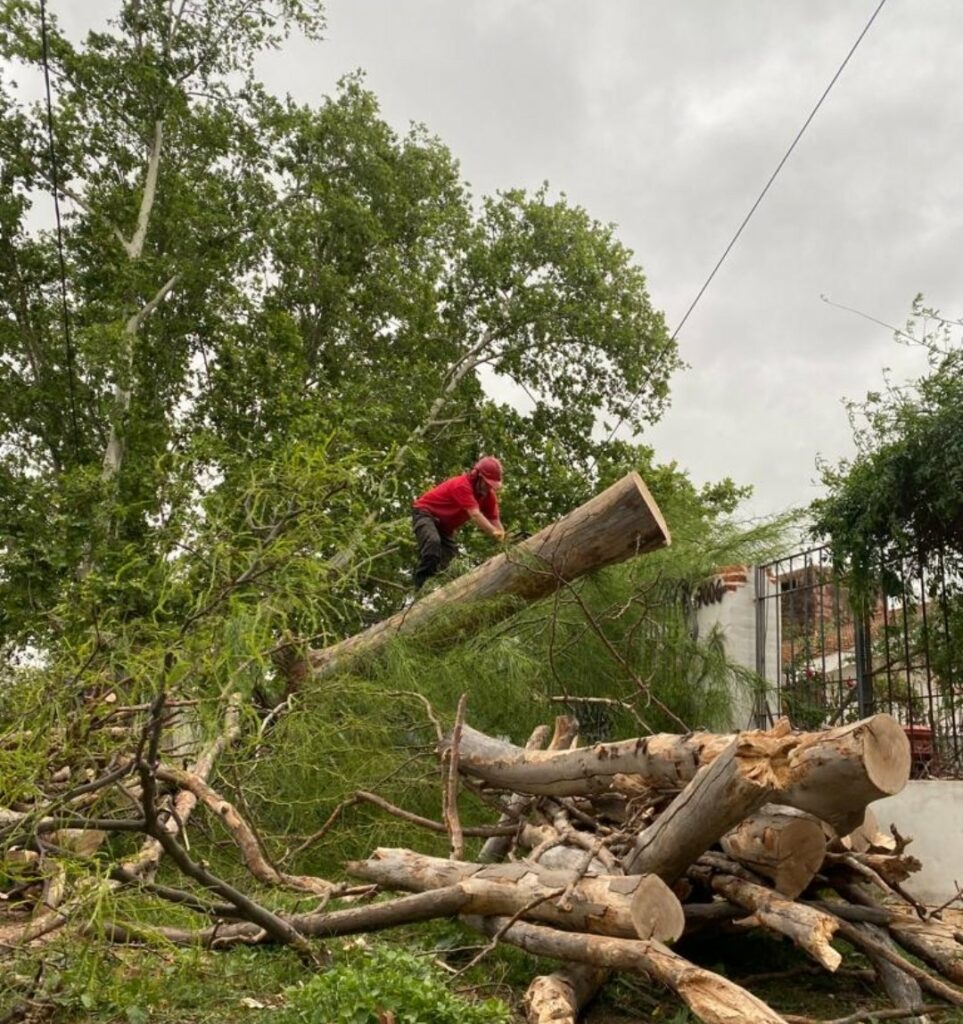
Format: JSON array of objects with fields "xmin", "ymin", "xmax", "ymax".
[{"xmin": 0, "ymin": 1, "xmax": 682, "ymax": 651}]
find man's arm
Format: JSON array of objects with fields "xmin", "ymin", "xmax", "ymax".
[{"xmin": 467, "ymin": 506, "xmax": 505, "ymax": 541}]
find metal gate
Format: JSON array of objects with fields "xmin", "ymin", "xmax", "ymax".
[{"xmin": 755, "ymin": 545, "xmax": 963, "ymax": 778}]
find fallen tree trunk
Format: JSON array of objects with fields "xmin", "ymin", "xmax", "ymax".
[
  {"xmin": 290, "ymin": 471, "xmax": 670, "ymax": 684},
  {"xmin": 720, "ymin": 806, "xmax": 827, "ymax": 898},
  {"xmin": 624, "ymin": 739, "xmax": 783, "ymax": 882},
  {"xmin": 462, "ymin": 915, "xmax": 790, "ymax": 1024},
  {"xmin": 777, "ymin": 716, "xmax": 911, "ymax": 834},
  {"xmin": 347, "ymin": 848, "xmax": 684, "ymax": 942},
  {"xmin": 451, "ymin": 714, "xmax": 910, "ymax": 832}
]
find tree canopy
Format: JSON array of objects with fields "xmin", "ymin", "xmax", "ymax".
[
  {"xmin": 0, "ymin": 0, "xmax": 696, "ymax": 652},
  {"xmin": 811, "ymin": 298, "xmax": 963, "ymax": 591}
]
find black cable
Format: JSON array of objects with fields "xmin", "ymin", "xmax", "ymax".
[
  {"xmin": 595, "ymin": 0, "xmax": 889, "ymax": 460},
  {"xmin": 39, "ymin": 0, "xmax": 81, "ymax": 457}
]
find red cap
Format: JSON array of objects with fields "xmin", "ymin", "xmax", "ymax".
[{"xmin": 473, "ymin": 456, "xmax": 503, "ymax": 484}]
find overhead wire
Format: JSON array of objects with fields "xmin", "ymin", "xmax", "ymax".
[
  {"xmin": 593, "ymin": 0, "xmax": 890, "ymax": 464},
  {"xmin": 39, "ymin": 0, "xmax": 82, "ymax": 457}
]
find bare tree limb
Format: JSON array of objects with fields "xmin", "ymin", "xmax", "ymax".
[{"xmin": 444, "ymin": 693, "xmax": 468, "ymax": 859}]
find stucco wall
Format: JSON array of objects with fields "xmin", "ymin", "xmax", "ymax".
[
  {"xmin": 693, "ymin": 567, "xmax": 777, "ymax": 730},
  {"xmin": 872, "ymin": 780, "xmax": 963, "ymax": 903}
]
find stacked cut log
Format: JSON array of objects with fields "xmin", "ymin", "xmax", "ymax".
[
  {"xmin": 343, "ymin": 712, "xmax": 963, "ymax": 1024},
  {"xmin": 7, "ymin": 704, "xmax": 963, "ymax": 1022}
]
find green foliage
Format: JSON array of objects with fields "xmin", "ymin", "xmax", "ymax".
[
  {"xmin": 276, "ymin": 945, "xmax": 511, "ymax": 1024},
  {"xmin": 0, "ymin": 6, "xmax": 793, "ymax": 1022},
  {"xmin": 0, "ymin": 0, "xmax": 682, "ymax": 645},
  {"xmin": 810, "ymin": 299, "xmax": 963, "ymax": 723},
  {"xmin": 812, "ymin": 298, "xmax": 963, "ymax": 592},
  {"xmin": 242, "ymin": 494, "xmax": 791, "ymax": 878},
  {"xmin": 1, "ymin": 939, "xmax": 307, "ymax": 1022}
]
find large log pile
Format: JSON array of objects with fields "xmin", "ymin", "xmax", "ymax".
[
  {"xmin": 8, "ymin": 697, "xmax": 963, "ymax": 1024},
  {"xmin": 330, "ymin": 709, "xmax": 963, "ymax": 1023}
]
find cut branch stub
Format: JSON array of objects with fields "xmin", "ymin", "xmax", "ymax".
[{"xmin": 295, "ymin": 471, "xmax": 669, "ymax": 683}]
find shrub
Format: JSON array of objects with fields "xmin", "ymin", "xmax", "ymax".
[{"xmin": 277, "ymin": 945, "xmax": 511, "ymax": 1024}]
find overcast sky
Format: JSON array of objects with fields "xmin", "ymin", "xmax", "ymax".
[{"xmin": 42, "ymin": 2, "xmax": 963, "ymax": 517}]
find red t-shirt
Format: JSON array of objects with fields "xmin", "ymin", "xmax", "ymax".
[{"xmin": 413, "ymin": 473, "xmax": 499, "ymax": 535}]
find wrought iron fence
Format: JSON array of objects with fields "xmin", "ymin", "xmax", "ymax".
[{"xmin": 755, "ymin": 545, "xmax": 963, "ymax": 778}]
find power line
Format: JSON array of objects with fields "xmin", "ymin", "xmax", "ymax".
[
  {"xmin": 39, "ymin": 0, "xmax": 81, "ymax": 457},
  {"xmin": 596, "ymin": 0, "xmax": 889, "ymax": 459}
]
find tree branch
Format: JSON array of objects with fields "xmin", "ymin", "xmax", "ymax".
[{"xmin": 125, "ymin": 121, "xmax": 164, "ymax": 260}]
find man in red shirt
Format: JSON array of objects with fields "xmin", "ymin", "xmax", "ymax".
[{"xmin": 411, "ymin": 457, "xmax": 505, "ymax": 589}]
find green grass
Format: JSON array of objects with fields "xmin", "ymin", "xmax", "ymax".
[{"xmin": 8, "ymin": 924, "xmax": 963, "ymax": 1024}]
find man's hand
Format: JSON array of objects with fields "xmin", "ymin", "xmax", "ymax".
[{"xmin": 468, "ymin": 506, "xmax": 505, "ymax": 542}]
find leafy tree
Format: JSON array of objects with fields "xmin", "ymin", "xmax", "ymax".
[
  {"xmin": 0, "ymin": 0, "xmax": 326, "ymax": 643},
  {"xmin": 811, "ymin": 300, "xmax": 963, "ymax": 733},
  {"xmin": 0, "ymin": 0, "xmax": 682, "ymax": 650},
  {"xmin": 811, "ymin": 298, "xmax": 963, "ymax": 590}
]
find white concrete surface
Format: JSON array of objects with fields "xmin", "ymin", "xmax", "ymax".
[
  {"xmin": 873, "ymin": 780, "xmax": 963, "ymax": 904},
  {"xmin": 693, "ymin": 568, "xmax": 777, "ymax": 730}
]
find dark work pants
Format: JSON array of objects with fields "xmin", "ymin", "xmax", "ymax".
[{"xmin": 412, "ymin": 510, "xmax": 459, "ymax": 589}]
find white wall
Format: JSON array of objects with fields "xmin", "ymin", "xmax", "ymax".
[
  {"xmin": 873, "ymin": 781, "xmax": 963, "ymax": 903},
  {"xmin": 692, "ymin": 568, "xmax": 778, "ymax": 730}
]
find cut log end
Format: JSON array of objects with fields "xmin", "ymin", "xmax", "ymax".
[
  {"xmin": 630, "ymin": 873, "xmax": 686, "ymax": 943},
  {"xmin": 721, "ymin": 808, "xmax": 827, "ymax": 899},
  {"xmin": 627, "ymin": 470, "xmax": 672, "ymax": 550},
  {"xmin": 862, "ymin": 715, "xmax": 913, "ymax": 796}
]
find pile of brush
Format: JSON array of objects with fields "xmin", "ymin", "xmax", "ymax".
[
  {"xmin": 4, "ymin": 700, "xmax": 962, "ymax": 1024},
  {"xmin": 345, "ymin": 710, "xmax": 961, "ymax": 1023}
]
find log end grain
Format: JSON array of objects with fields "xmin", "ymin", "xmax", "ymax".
[
  {"xmin": 861, "ymin": 714, "xmax": 913, "ymax": 796},
  {"xmin": 629, "ymin": 874, "xmax": 686, "ymax": 943}
]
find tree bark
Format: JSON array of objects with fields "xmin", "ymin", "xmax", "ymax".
[
  {"xmin": 451, "ymin": 714, "xmax": 910, "ymax": 832},
  {"xmin": 524, "ymin": 964, "xmax": 609, "ymax": 1024},
  {"xmin": 155, "ymin": 766, "xmax": 331, "ymax": 896},
  {"xmin": 346, "ymin": 848, "xmax": 684, "ymax": 943},
  {"xmin": 102, "ymin": 120, "xmax": 168, "ymax": 482},
  {"xmin": 855, "ymin": 922, "xmax": 929, "ymax": 1024},
  {"xmin": 887, "ymin": 918, "xmax": 963, "ymax": 986},
  {"xmin": 479, "ymin": 724, "xmax": 548, "ymax": 863},
  {"xmin": 688, "ymin": 862, "xmax": 842, "ymax": 971},
  {"xmin": 461, "ymin": 915, "xmax": 789, "ymax": 1024},
  {"xmin": 777, "ymin": 716, "xmax": 911, "ymax": 834},
  {"xmin": 291, "ymin": 471, "xmax": 669, "ymax": 684},
  {"xmin": 720, "ymin": 806, "xmax": 827, "ymax": 899},
  {"xmin": 624, "ymin": 739, "xmax": 783, "ymax": 882}
]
